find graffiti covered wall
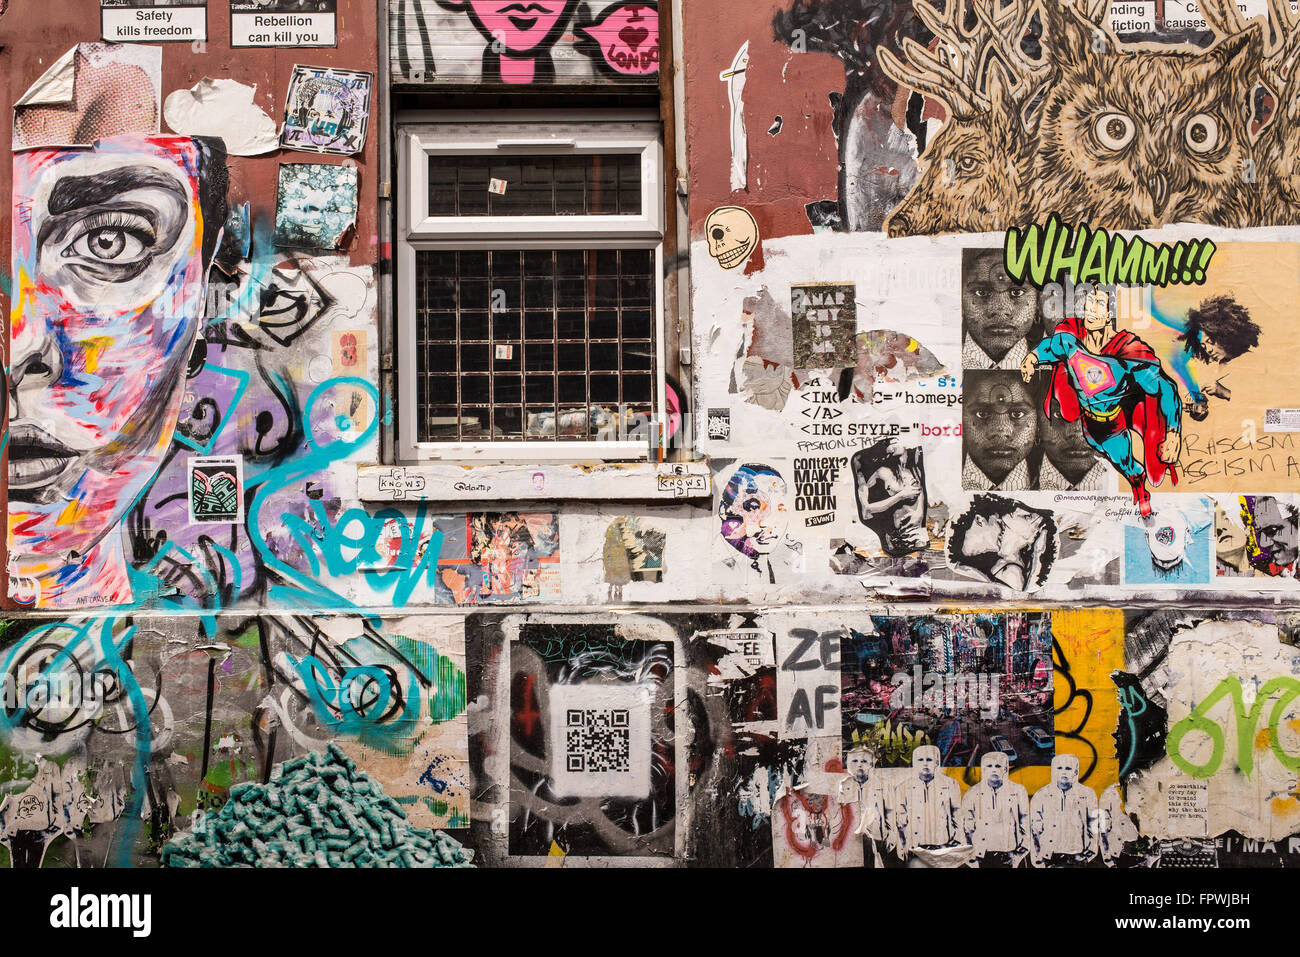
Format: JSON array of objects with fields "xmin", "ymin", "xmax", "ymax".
[{"xmin": 0, "ymin": 0, "xmax": 1297, "ymax": 877}]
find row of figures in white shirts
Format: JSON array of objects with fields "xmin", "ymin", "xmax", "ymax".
[{"xmin": 776, "ymin": 744, "xmax": 1140, "ymax": 868}]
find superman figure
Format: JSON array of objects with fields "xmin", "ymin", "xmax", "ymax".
[{"xmin": 1020, "ymin": 285, "xmax": 1181, "ymax": 518}]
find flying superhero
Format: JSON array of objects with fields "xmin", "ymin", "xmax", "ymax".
[{"xmin": 1020, "ymin": 284, "xmax": 1181, "ymax": 518}]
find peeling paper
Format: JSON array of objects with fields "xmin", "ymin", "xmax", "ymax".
[
  {"xmin": 273, "ymin": 163, "xmax": 358, "ymax": 250},
  {"xmin": 164, "ymin": 78, "xmax": 278, "ymax": 156},
  {"xmin": 1128, "ymin": 618, "xmax": 1300, "ymax": 841},
  {"xmin": 720, "ymin": 42, "xmax": 749, "ymax": 192},
  {"xmin": 14, "ymin": 43, "xmax": 161, "ymax": 150}
]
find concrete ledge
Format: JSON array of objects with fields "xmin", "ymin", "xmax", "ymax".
[{"xmin": 357, "ymin": 461, "xmax": 713, "ymax": 502}]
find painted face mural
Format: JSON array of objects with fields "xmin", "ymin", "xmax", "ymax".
[
  {"xmin": 718, "ymin": 464, "xmax": 789, "ymax": 559},
  {"xmin": 9, "ymin": 134, "xmax": 226, "ymax": 608},
  {"xmin": 438, "ymin": 0, "xmax": 576, "ymax": 83}
]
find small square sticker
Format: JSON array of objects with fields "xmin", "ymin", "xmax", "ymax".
[
  {"xmin": 489, "ymin": 178, "xmax": 508, "ymax": 195},
  {"xmin": 187, "ymin": 455, "xmax": 245, "ymax": 525},
  {"xmin": 707, "ymin": 408, "xmax": 732, "ymax": 441},
  {"xmin": 495, "ymin": 344, "xmax": 514, "ymax": 360}
]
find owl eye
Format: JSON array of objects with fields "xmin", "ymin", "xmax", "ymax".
[
  {"xmin": 1184, "ymin": 113, "xmax": 1220, "ymax": 154},
  {"xmin": 1094, "ymin": 112, "xmax": 1135, "ymax": 151}
]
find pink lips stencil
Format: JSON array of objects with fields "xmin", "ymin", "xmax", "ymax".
[{"xmin": 578, "ymin": 2, "xmax": 659, "ymax": 76}]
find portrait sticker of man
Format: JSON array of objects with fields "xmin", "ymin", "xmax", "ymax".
[
  {"xmin": 962, "ymin": 750, "xmax": 1030, "ymax": 867},
  {"xmin": 948, "ymin": 495, "xmax": 1057, "ymax": 593},
  {"xmin": 436, "ymin": 0, "xmax": 577, "ymax": 84},
  {"xmin": 9, "ymin": 133, "xmax": 228, "ymax": 609},
  {"xmin": 839, "ymin": 744, "xmax": 892, "ymax": 866},
  {"xmin": 1097, "ymin": 783, "xmax": 1141, "ymax": 865},
  {"xmin": 1215, "ymin": 501, "xmax": 1254, "ymax": 576},
  {"xmin": 1176, "ymin": 294, "xmax": 1260, "ymax": 419},
  {"xmin": 962, "ymin": 247, "xmax": 1040, "ymax": 370},
  {"xmin": 890, "ymin": 744, "xmax": 962, "ymax": 855},
  {"xmin": 1241, "ymin": 494, "xmax": 1300, "ymax": 577},
  {"xmin": 718, "ymin": 463, "xmax": 790, "ymax": 582},
  {"xmin": 850, "ymin": 438, "xmax": 928, "ymax": 557},
  {"xmin": 962, "ymin": 370, "xmax": 1037, "ymax": 491},
  {"xmin": 1035, "ymin": 387, "xmax": 1107, "ymax": 491},
  {"xmin": 1029, "ymin": 754, "xmax": 1098, "ymax": 866}
]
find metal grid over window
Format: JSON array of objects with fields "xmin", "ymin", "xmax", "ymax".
[
  {"xmin": 398, "ymin": 118, "xmax": 663, "ymax": 461},
  {"xmin": 415, "ymin": 248, "xmax": 655, "ymax": 443},
  {"xmin": 427, "ymin": 154, "xmax": 643, "ymax": 217}
]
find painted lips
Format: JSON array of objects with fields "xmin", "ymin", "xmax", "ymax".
[{"xmin": 8, "ymin": 423, "xmax": 77, "ymax": 496}]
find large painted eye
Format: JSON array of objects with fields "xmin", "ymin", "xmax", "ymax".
[
  {"xmin": 1094, "ymin": 112, "xmax": 1135, "ymax": 151},
  {"xmin": 1185, "ymin": 113, "xmax": 1220, "ymax": 153},
  {"xmin": 63, "ymin": 212, "xmax": 154, "ymax": 266}
]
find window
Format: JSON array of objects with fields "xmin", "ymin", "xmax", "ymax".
[{"xmin": 396, "ymin": 117, "xmax": 664, "ymax": 462}]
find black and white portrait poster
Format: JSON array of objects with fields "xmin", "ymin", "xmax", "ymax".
[{"xmin": 280, "ymin": 65, "xmax": 372, "ymax": 155}]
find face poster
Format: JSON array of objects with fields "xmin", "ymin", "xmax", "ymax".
[{"xmin": 281, "ymin": 65, "xmax": 372, "ymax": 155}]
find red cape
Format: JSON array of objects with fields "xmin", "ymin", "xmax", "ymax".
[{"xmin": 1044, "ymin": 317, "xmax": 1178, "ymax": 488}]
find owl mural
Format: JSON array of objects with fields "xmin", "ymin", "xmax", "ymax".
[
  {"xmin": 1027, "ymin": 3, "xmax": 1261, "ymax": 230},
  {"xmin": 873, "ymin": 0, "xmax": 1288, "ymax": 236}
]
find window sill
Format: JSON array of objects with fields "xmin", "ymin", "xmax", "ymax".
[{"xmin": 356, "ymin": 461, "xmax": 712, "ymax": 503}]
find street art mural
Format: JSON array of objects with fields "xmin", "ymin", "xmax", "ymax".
[
  {"xmin": 3, "ymin": 0, "xmax": 1300, "ymax": 878},
  {"xmin": 389, "ymin": 0, "xmax": 659, "ymax": 84}
]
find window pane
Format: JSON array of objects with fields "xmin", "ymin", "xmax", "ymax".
[
  {"xmin": 460, "ymin": 312, "xmax": 489, "ymax": 341},
  {"xmin": 493, "ymin": 406, "xmax": 523, "ymax": 439},
  {"xmin": 462, "ymin": 375, "xmax": 489, "ymax": 404},
  {"xmin": 414, "ymin": 247, "xmax": 657, "ymax": 444},
  {"xmin": 427, "ymin": 153, "xmax": 643, "ymax": 217}
]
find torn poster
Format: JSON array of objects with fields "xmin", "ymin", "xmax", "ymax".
[
  {"xmin": 13, "ymin": 43, "xmax": 161, "ymax": 150},
  {"xmin": 719, "ymin": 42, "xmax": 748, "ymax": 191},
  {"xmin": 187, "ymin": 455, "xmax": 244, "ymax": 525},
  {"xmin": 792, "ymin": 282, "xmax": 857, "ymax": 369},
  {"xmin": 280, "ymin": 65, "xmax": 372, "ymax": 155},
  {"xmin": 101, "ymin": 0, "xmax": 206, "ymax": 42},
  {"xmin": 163, "ymin": 78, "xmax": 278, "ymax": 156},
  {"xmin": 273, "ymin": 163, "xmax": 358, "ymax": 249},
  {"xmin": 230, "ymin": 0, "xmax": 336, "ymax": 48}
]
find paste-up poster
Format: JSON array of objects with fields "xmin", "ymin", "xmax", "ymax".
[
  {"xmin": 230, "ymin": 0, "xmax": 336, "ymax": 48},
  {"xmin": 280, "ymin": 65, "xmax": 372, "ymax": 155},
  {"xmin": 13, "ymin": 43, "xmax": 161, "ymax": 150},
  {"xmin": 273, "ymin": 163, "xmax": 358, "ymax": 249},
  {"xmin": 1137, "ymin": 243, "xmax": 1300, "ymax": 493},
  {"xmin": 187, "ymin": 455, "xmax": 244, "ymax": 525},
  {"xmin": 101, "ymin": 0, "xmax": 206, "ymax": 42},
  {"xmin": 791, "ymin": 282, "xmax": 856, "ymax": 370}
]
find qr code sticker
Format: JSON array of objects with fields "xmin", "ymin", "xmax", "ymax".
[
  {"xmin": 1265, "ymin": 409, "xmax": 1300, "ymax": 432},
  {"xmin": 547, "ymin": 684, "xmax": 651, "ymax": 799},
  {"xmin": 565, "ymin": 709, "xmax": 631, "ymax": 773}
]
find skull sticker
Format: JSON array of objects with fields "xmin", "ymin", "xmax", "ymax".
[{"xmin": 705, "ymin": 206, "xmax": 759, "ymax": 270}]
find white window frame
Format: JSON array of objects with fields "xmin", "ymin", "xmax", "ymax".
[{"xmin": 396, "ymin": 114, "xmax": 665, "ymax": 463}]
